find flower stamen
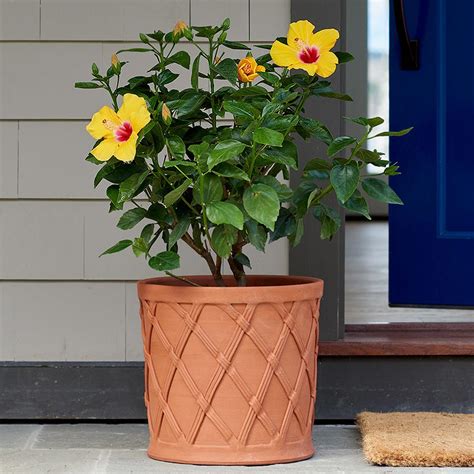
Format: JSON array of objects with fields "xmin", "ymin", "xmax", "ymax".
[{"xmin": 114, "ymin": 122, "xmax": 133, "ymax": 142}]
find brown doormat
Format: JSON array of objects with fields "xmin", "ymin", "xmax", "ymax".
[{"xmin": 357, "ymin": 412, "xmax": 474, "ymax": 467}]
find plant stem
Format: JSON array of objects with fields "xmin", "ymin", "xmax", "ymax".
[
  {"xmin": 165, "ymin": 271, "xmax": 202, "ymax": 287},
  {"xmin": 181, "ymin": 233, "xmax": 225, "ymax": 287},
  {"xmin": 308, "ymin": 183, "xmax": 334, "ymax": 208},
  {"xmin": 214, "ymin": 256, "xmax": 224, "ymax": 285},
  {"xmin": 228, "ymin": 255, "xmax": 246, "ymax": 286},
  {"xmin": 207, "ymin": 38, "xmax": 218, "ymax": 132}
]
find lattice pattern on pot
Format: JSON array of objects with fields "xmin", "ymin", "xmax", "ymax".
[{"xmin": 139, "ymin": 297, "xmax": 320, "ymax": 447}]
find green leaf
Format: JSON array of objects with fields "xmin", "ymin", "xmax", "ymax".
[
  {"xmin": 163, "ymin": 159, "xmax": 196, "ymax": 169},
  {"xmin": 258, "ymin": 72, "xmax": 279, "ymax": 84},
  {"xmin": 86, "ymin": 154, "xmax": 102, "ymax": 165},
  {"xmin": 274, "ymin": 89, "xmax": 298, "ymax": 103},
  {"xmin": 313, "ymin": 204, "xmax": 341, "ymax": 240},
  {"xmin": 137, "ymin": 121, "xmax": 155, "ymax": 143},
  {"xmin": 95, "ymin": 160, "xmax": 147, "ymax": 188},
  {"xmin": 118, "ymin": 170, "xmax": 149, "ymax": 203},
  {"xmin": 213, "ymin": 163, "xmax": 250, "ymax": 181},
  {"xmin": 156, "ymin": 70, "xmax": 179, "ymax": 86},
  {"xmin": 253, "ymin": 127, "xmax": 284, "ymax": 147},
  {"xmin": 191, "ymin": 53, "xmax": 201, "ymax": 89},
  {"xmin": 231, "ymin": 86, "xmax": 268, "ymax": 97},
  {"xmin": 193, "ymin": 174, "xmax": 223, "ymax": 204},
  {"xmin": 223, "ymin": 100, "xmax": 259, "ymax": 120},
  {"xmin": 163, "ymin": 178, "xmax": 192, "ymax": 207},
  {"xmin": 327, "ymin": 136, "xmax": 357, "ymax": 157},
  {"xmin": 100, "ymin": 239, "xmax": 132, "ymax": 256},
  {"xmin": 356, "ymin": 148, "xmax": 385, "ymax": 164},
  {"xmin": 334, "ymin": 51, "xmax": 354, "ymax": 63},
  {"xmin": 342, "ymin": 190, "xmax": 371, "ymax": 220},
  {"xmin": 106, "ymin": 184, "xmax": 123, "ymax": 211},
  {"xmin": 289, "ymin": 218, "xmax": 304, "ymax": 246},
  {"xmin": 320, "ymin": 212, "xmax": 340, "ymax": 239},
  {"xmin": 147, "ymin": 31, "xmax": 164, "ymax": 41},
  {"xmin": 116, "ymin": 47, "xmax": 153, "ymax": 53},
  {"xmin": 303, "ymin": 159, "xmax": 330, "ymax": 180},
  {"xmin": 223, "ymin": 40, "xmax": 251, "ymax": 50},
  {"xmin": 310, "ymin": 80, "xmax": 332, "ymax": 95},
  {"xmin": 147, "ymin": 203, "xmax": 173, "ymax": 225},
  {"xmin": 132, "ymin": 237, "xmax": 148, "ymax": 257},
  {"xmin": 167, "ymin": 135, "xmax": 186, "ymax": 160},
  {"xmin": 165, "ymin": 51, "xmax": 190, "ymax": 69},
  {"xmin": 117, "ymin": 207, "xmax": 147, "ymax": 230},
  {"xmin": 384, "ymin": 164, "xmax": 401, "ymax": 176},
  {"xmin": 206, "ymin": 201, "xmax": 244, "ymax": 230},
  {"xmin": 362, "ymin": 178, "xmax": 403, "ymax": 204},
  {"xmin": 330, "ymin": 162, "xmax": 360, "ymax": 203},
  {"xmin": 94, "ymin": 163, "xmax": 113, "ymax": 188},
  {"xmin": 208, "ymin": 139, "xmax": 246, "ymax": 169},
  {"xmin": 297, "ymin": 118, "xmax": 333, "ymax": 145},
  {"xmin": 167, "ymin": 93, "xmax": 206, "ymax": 118},
  {"xmin": 255, "ymin": 175, "xmax": 292, "ymax": 201},
  {"xmin": 243, "ymin": 184, "xmax": 280, "ymax": 231},
  {"xmin": 234, "ymin": 252, "xmax": 251, "ymax": 268},
  {"xmin": 149, "ymin": 251, "xmax": 180, "ymax": 271},
  {"xmin": 373, "ymin": 127, "xmax": 413, "ymax": 138},
  {"xmin": 347, "ymin": 116, "xmax": 384, "ymax": 127},
  {"xmin": 270, "ymin": 208, "xmax": 296, "ymax": 242},
  {"xmin": 168, "ymin": 218, "xmax": 191, "ymax": 249},
  {"xmin": 189, "ymin": 141, "xmax": 209, "ymax": 159},
  {"xmin": 260, "ymin": 140, "xmax": 298, "ymax": 169},
  {"xmin": 304, "ymin": 158, "xmax": 331, "ymax": 172},
  {"xmin": 193, "ymin": 25, "xmax": 219, "ymax": 38},
  {"xmin": 245, "ymin": 220, "xmax": 267, "ymax": 252},
  {"xmin": 211, "ymin": 225, "xmax": 238, "ymax": 258},
  {"xmin": 214, "ymin": 58, "xmax": 238, "ymax": 85},
  {"xmin": 140, "ymin": 223, "xmax": 154, "ymax": 242},
  {"xmin": 262, "ymin": 114, "xmax": 298, "ymax": 133},
  {"xmin": 75, "ymin": 81, "xmax": 101, "ymax": 89},
  {"xmin": 150, "ymin": 123, "xmax": 165, "ymax": 153},
  {"xmin": 319, "ymin": 91, "xmax": 353, "ymax": 101}
]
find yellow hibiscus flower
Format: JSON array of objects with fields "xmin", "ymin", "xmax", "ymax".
[
  {"xmin": 86, "ymin": 93, "xmax": 151, "ymax": 162},
  {"xmin": 270, "ymin": 20, "xmax": 339, "ymax": 77},
  {"xmin": 237, "ymin": 56, "xmax": 265, "ymax": 83}
]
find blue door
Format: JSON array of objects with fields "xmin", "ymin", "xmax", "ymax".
[{"xmin": 389, "ymin": 0, "xmax": 474, "ymax": 306}]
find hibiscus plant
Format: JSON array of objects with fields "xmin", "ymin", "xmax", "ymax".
[{"xmin": 76, "ymin": 19, "xmax": 410, "ymax": 287}]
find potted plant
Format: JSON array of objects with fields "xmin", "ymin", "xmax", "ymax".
[{"xmin": 76, "ymin": 18, "xmax": 410, "ymax": 465}]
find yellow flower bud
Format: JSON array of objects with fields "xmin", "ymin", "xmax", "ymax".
[
  {"xmin": 111, "ymin": 53, "xmax": 119, "ymax": 67},
  {"xmin": 161, "ymin": 103, "xmax": 172, "ymax": 125},
  {"xmin": 237, "ymin": 56, "xmax": 265, "ymax": 83},
  {"xmin": 173, "ymin": 20, "xmax": 188, "ymax": 37}
]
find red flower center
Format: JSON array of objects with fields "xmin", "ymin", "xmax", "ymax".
[
  {"xmin": 299, "ymin": 46, "xmax": 320, "ymax": 64},
  {"xmin": 115, "ymin": 121, "xmax": 133, "ymax": 142}
]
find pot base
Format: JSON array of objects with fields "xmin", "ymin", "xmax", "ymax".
[{"xmin": 147, "ymin": 440, "xmax": 315, "ymax": 465}]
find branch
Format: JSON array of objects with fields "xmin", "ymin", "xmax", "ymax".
[{"xmin": 181, "ymin": 233, "xmax": 225, "ymax": 286}]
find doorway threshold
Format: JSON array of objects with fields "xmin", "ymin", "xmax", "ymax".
[{"xmin": 319, "ymin": 323, "xmax": 474, "ymax": 356}]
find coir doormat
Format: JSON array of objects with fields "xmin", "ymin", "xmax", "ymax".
[{"xmin": 357, "ymin": 412, "xmax": 474, "ymax": 467}]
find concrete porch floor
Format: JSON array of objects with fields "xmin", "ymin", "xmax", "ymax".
[{"xmin": 1, "ymin": 424, "xmax": 471, "ymax": 473}]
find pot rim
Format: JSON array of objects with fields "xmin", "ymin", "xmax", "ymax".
[{"xmin": 137, "ymin": 274, "xmax": 323, "ymax": 304}]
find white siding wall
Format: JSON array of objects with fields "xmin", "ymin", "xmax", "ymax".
[{"xmin": 0, "ymin": 0, "xmax": 291, "ymax": 361}]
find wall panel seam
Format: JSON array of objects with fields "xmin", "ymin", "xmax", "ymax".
[
  {"xmin": 16, "ymin": 121, "xmax": 20, "ymax": 198},
  {"xmin": 39, "ymin": 0, "xmax": 42, "ymax": 39}
]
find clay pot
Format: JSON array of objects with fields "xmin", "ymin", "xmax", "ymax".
[{"xmin": 137, "ymin": 275, "xmax": 323, "ymax": 466}]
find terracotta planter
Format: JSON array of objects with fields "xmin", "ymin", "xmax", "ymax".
[{"xmin": 137, "ymin": 274, "xmax": 323, "ymax": 465}]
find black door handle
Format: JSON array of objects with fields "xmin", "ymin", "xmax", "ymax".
[{"xmin": 393, "ymin": 0, "xmax": 419, "ymax": 70}]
